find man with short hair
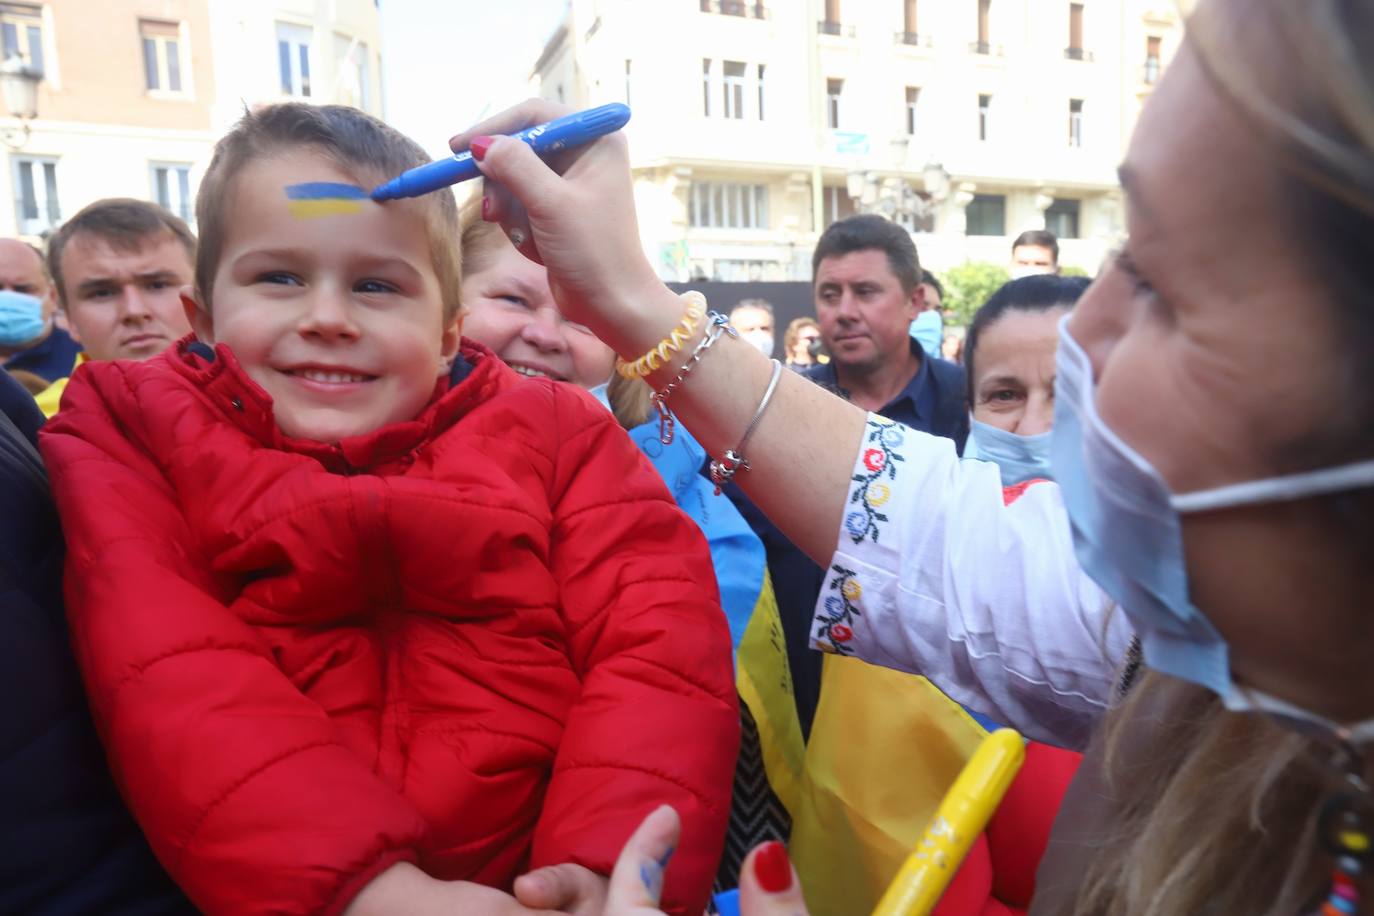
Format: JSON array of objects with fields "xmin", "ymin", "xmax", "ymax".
[
  {"xmin": 806, "ymin": 214, "xmax": 967, "ymax": 445},
  {"xmin": 0, "ymin": 239, "xmax": 80, "ymax": 384},
  {"xmin": 35, "ymin": 199, "xmax": 196, "ymax": 416},
  {"xmin": 729, "ymin": 298, "xmax": 775, "ymax": 357},
  {"xmin": 1010, "ymin": 229, "xmax": 1060, "ymax": 278}
]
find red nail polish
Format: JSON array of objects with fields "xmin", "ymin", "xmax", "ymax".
[
  {"xmin": 470, "ymin": 135, "xmax": 494, "ymax": 161},
  {"xmin": 753, "ymin": 841, "xmax": 793, "ymax": 894},
  {"xmin": 481, "ymin": 196, "xmax": 491, "ymax": 221}
]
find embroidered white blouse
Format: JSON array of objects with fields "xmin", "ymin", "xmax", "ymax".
[{"xmin": 810, "ymin": 416, "xmax": 1133, "ymax": 749}]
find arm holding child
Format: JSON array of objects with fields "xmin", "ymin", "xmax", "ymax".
[{"xmin": 515, "ymin": 383, "xmax": 739, "ymax": 916}]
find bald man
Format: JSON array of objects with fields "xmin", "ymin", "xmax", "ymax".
[{"xmin": 0, "ymin": 238, "xmax": 80, "ymax": 385}]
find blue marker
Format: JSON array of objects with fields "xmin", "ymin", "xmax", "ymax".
[{"xmin": 371, "ymin": 102, "xmax": 631, "ymax": 201}]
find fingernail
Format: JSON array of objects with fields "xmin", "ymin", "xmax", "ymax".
[
  {"xmin": 481, "ymin": 196, "xmax": 491, "ymax": 221},
  {"xmin": 754, "ymin": 841, "xmax": 793, "ymax": 894},
  {"xmin": 470, "ymin": 135, "xmax": 495, "ymax": 161}
]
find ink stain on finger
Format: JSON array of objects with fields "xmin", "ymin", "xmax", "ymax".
[
  {"xmin": 639, "ymin": 859, "xmax": 664, "ymax": 904},
  {"xmin": 284, "ymin": 182, "xmax": 367, "ymax": 218}
]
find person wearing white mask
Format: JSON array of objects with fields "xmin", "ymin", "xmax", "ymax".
[
  {"xmin": 460, "ymin": 0, "xmax": 1374, "ymax": 907},
  {"xmin": 961, "ymin": 274, "xmax": 1090, "ymax": 486},
  {"xmin": 729, "ymin": 299, "xmax": 775, "ymax": 358},
  {"xmin": 1009, "ymin": 229, "xmax": 1060, "ymax": 280}
]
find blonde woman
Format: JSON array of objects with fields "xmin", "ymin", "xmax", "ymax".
[
  {"xmin": 781, "ymin": 317, "xmax": 823, "ymax": 370},
  {"xmin": 460, "ymin": 0, "xmax": 1374, "ymax": 910}
]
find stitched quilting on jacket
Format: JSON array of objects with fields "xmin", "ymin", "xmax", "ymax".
[{"xmin": 39, "ymin": 338, "xmax": 739, "ymax": 916}]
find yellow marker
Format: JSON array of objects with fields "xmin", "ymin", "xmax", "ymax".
[{"xmin": 871, "ymin": 728, "xmax": 1026, "ymax": 916}]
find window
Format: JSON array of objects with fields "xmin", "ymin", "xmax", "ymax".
[
  {"xmin": 965, "ymin": 193, "xmax": 1006, "ymax": 236},
  {"xmin": 756, "ymin": 63, "xmax": 765, "ymax": 120},
  {"xmin": 276, "ymin": 22, "xmax": 313, "ymax": 97},
  {"xmin": 12, "ymin": 155, "xmax": 58, "ymax": 235},
  {"xmin": 822, "ymin": 185, "xmax": 856, "ymax": 228},
  {"xmin": 1, "ymin": 3, "xmax": 43, "ymax": 75},
  {"xmin": 976, "ymin": 0, "xmax": 991, "ymax": 50},
  {"xmin": 150, "ymin": 163, "xmax": 193, "ymax": 223},
  {"xmin": 722, "ymin": 60, "xmax": 746, "ymax": 119},
  {"xmin": 905, "ymin": 86, "xmax": 920, "ymax": 135},
  {"xmin": 1067, "ymin": 3, "xmax": 1084, "ymax": 57},
  {"xmin": 827, "ymin": 78, "xmax": 843, "ymax": 129},
  {"xmin": 334, "ymin": 35, "xmax": 370, "ymax": 109},
  {"xmin": 1145, "ymin": 36, "xmax": 1162, "ymax": 83},
  {"xmin": 825, "ymin": 0, "xmax": 840, "ymax": 23},
  {"xmin": 624, "ymin": 59, "xmax": 632, "ymax": 107},
  {"xmin": 1045, "ymin": 198, "xmax": 1081, "ymax": 238},
  {"xmin": 140, "ymin": 20, "xmax": 185, "ymax": 93},
  {"xmin": 690, "ymin": 181, "xmax": 769, "ymax": 229},
  {"xmin": 702, "ymin": 58, "xmax": 712, "ymax": 116},
  {"xmin": 1068, "ymin": 99, "xmax": 1084, "ymax": 147},
  {"xmin": 978, "ymin": 93, "xmax": 992, "ymax": 141},
  {"xmin": 904, "ymin": 0, "xmax": 918, "ymax": 35}
]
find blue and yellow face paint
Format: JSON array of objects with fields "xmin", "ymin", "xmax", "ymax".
[{"xmin": 284, "ymin": 182, "xmax": 368, "ymax": 218}]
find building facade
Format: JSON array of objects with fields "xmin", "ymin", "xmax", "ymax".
[
  {"xmin": 0, "ymin": 0, "xmax": 382, "ymax": 242},
  {"xmin": 532, "ymin": 0, "xmax": 1183, "ymax": 280}
]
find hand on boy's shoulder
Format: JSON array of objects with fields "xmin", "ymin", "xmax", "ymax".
[
  {"xmin": 346, "ymin": 862, "xmax": 569, "ymax": 916},
  {"xmin": 515, "ymin": 863, "xmax": 610, "ymax": 915}
]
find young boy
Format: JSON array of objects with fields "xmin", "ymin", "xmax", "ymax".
[{"xmin": 39, "ymin": 104, "xmax": 738, "ymax": 916}]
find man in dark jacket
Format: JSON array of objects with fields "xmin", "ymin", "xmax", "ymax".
[{"xmin": 0, "ymin": 367, "xmax": 189, "ymax": 914}]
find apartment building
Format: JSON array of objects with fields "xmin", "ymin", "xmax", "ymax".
[
  {"xmin": 0, "ymin": 0, "xmax": 382, "ymax": 241},
  {"xmin": 532, "ymin": 0, "xmax": 1183, "ymax": 279}
]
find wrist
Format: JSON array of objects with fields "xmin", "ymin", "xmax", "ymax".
[{"xmin": 598, "ymin": 275, "xmax": 686, "ymax": 360}]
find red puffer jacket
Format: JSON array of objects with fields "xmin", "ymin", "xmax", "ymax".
[{"xmin": 39, "ymin": 338, "xmax": 739, "ymax": 916}]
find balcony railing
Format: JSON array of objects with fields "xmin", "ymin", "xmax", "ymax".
[
  {"xmin": 1063, "ymin": 46, "xmax": 1094, "ymax": 61},
  {"xmin": 701, "ymin": 0, "xmax": 769, "ymax": 17},
  {"xmin": 968, "ymin": 40, "xmax": 1004, "ymax": 55},
  {"xmin": 818, "ymin": 19, "xmax": 856, "ymax": 36},
  {"xmin": 894, "ymin": 31, "xmax": 933, "ymax": 47}
]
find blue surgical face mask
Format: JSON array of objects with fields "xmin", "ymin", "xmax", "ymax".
[
  {"xmin": 966, "ymin": 416, "xmax": 1053, "ymax": 486},
  {"xmin": 1052, "ymin": 314, "xmax": 1374, "ymax": 742},
  {"xmin": 909, "ymin": 309, "xmax": 942, "ymax": 359},
  {"xmin": 0, "ymin": 289, "xmax": 46, "ymax": 346}
]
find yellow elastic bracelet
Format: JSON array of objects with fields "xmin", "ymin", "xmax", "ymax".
[{"xmin": 615, "ymin": 291, "xmax": 707, "ymax": 380}]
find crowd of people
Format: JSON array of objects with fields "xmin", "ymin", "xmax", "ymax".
[{"xmin": 3, "ymin": 1, "xmax": 1373, "ymax": 914}]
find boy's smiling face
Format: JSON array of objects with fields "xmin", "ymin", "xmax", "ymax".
[{"xmin": 190, "ymin": 149, "xmax": 459, "ymax": 443}]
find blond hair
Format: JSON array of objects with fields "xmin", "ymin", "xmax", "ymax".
[
  {"xmin": 195, "ymin": 103, "xmax": 463, "ymax": 321},
  {"xmin": 1075, "ymin": 1, "xmax": 1374, "ymax": 912}
]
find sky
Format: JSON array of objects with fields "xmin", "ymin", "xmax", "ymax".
[{"xmin": 379, "ymin": 0, "xmax": 569, "ymax": 159}]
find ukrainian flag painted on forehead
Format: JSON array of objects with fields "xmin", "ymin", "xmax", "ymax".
[{"xmin": 284, "ymin": 182, "xmax": 367, "ymax": 218}]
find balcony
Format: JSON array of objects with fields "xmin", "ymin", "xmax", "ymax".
[
  {"xmin": 701, "ymin": 0, "xmax": 769, "ymax": 17},
  {"xmin": 1063, "ymin": 46, "xmax": 1094, "ymax": 61},
  {"xmin": 895, "ymin": 31, "xmax": 934, "ymax": 47},
  {"xmin": 968, "ymin": 41, "xmax": 1004, "ymax": 55},
  {"xmin": 818, "ymin": 19, "xmax": 856, "ymax": 37}
]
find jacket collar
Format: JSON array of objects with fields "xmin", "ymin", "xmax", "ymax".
[{"xmin": 166, "ymin": 334, "xmax": 506, "ymax": 474}]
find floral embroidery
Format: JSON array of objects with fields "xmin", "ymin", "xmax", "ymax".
[
  {"xmin": 815, "ymin": 564, "xmax": 862, "ymax": 655},
  {"xmin": 847, "ymin": 418, "xmax": 906, "ymax": 544}
]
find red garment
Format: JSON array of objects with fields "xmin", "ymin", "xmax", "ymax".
[
  {"xmin": 932, "ymin": 741, "xmax": 1083, "ymax": 915},
  {"xmin": 39, "ymin": 338, "xmax": 739, "ymax": 916}
]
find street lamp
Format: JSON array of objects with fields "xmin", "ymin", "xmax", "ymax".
[{"xmin": 1, "ymin": 55, "xmax": 41, "ymax": 149}]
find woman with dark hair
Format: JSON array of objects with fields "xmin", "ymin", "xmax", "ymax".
[{"xmin": 962, "ymin": 275, "xmax": 1090, "ymax": 486}]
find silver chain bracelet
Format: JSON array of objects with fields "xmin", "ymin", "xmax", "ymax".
[
  {"xmin": 709, "ymin": 358, "xmax": 784, "ymax": 495},
  {"xmin": 649, "ymin": 311, "xmax": 737, "ymax": 445}
]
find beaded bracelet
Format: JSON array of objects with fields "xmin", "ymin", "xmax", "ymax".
[
  {"xmin": 709, "ymin": 358, "xmax": 784, "ymax": 495},
  {"xmin": 615, "ymin": 291, "xmax": 707, "ymax": 380},
  {"xmin": 649, "ymin": 311, "xmax": 737, "ymax": 445}
]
